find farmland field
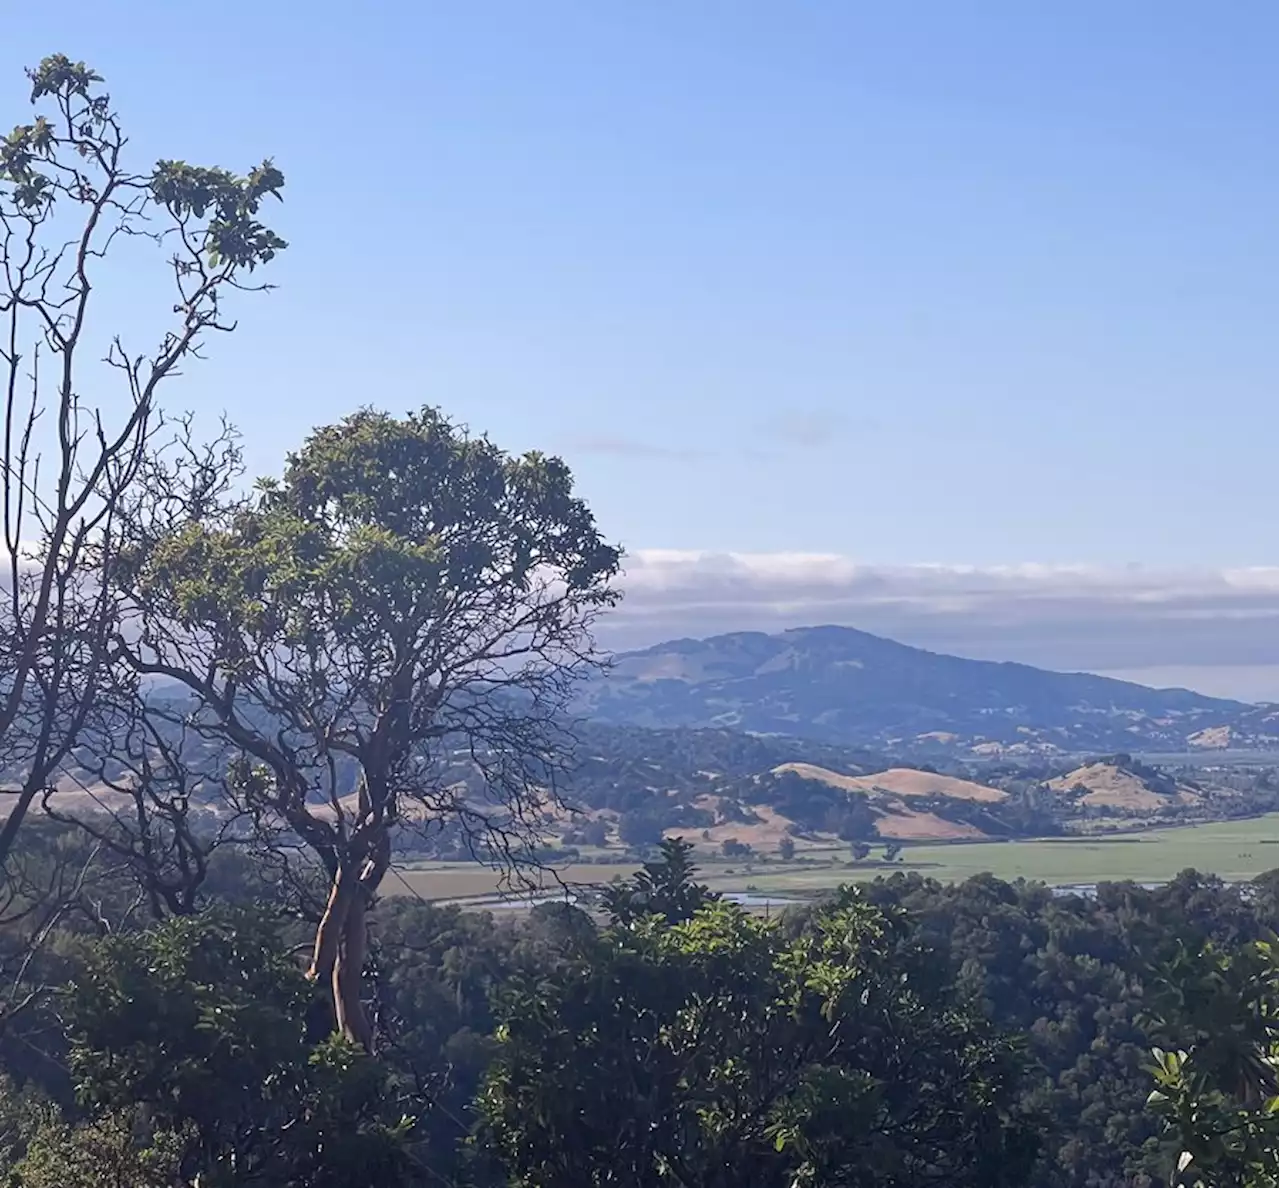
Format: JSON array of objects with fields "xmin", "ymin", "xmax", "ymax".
[
  {"xmin": 734, "ymin": 814, "xmax": 1279, "ymax": 892},
  {"xmin": 389, "ymin": 814, "xmax": 1279, "ymax": 905},
  {"xmin": 389, "ymin": 862, "xmax": 641, "ymax": 902}
]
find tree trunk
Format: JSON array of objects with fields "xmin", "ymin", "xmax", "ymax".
[
  {"xmin": 333, "ymin": 900, "xmax": 372, "ymax": 1050},
  {"xmin": 308, "ymin": 867, "xmax": 366, "ymax": 1046},
  {"xmin": 306, "ymin": 822, "xmax": 389, "ymax": 1051}
]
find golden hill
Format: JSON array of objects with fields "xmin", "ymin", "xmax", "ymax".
[
  {"xmin": 1047, "ymin": 762, "xmax": 1200, "ymax": 811},
  {"xmin": 773, "ymin": 763, "xmax": 1006, "ymax": 803},
  {"xmin": 1187, "ymin": 726, "xmax": 1232, "ymax": 750}
]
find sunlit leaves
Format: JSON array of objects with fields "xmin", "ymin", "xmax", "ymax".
[
  {"xmin": 25, "ymin": 54, "xmax": 103, "ymax": 102},
  {"xmin": 482, "ymin": 869, "xmax": 1036, "ymax": 1187},
  {"xmin": 151, "ymin": 158, "xmax": 287, "ymax": 269},
  {"xmin": 131, "ymin": 405, "xmax": 620, "ymax": 690},
  {"xmin": 2, "ymin": 54, "xmax": 286, "ymax": 273}
]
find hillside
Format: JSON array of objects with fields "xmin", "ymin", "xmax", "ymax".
[
  {"xmin": 775, "ymin": 765, "xmax": 1009, "ymax": 803},
  {"xmin": 578, "ymin": 625, "xmax": 1278, "ymax": 754},
  {"xmin": 1047, "ymin": 758, "xmax": 1202, "ymax": 812},
  {"xmin": 544, "ymin": 730, "xmax": 1272, "ymax": 859},
  {"xmin": 14, "ymin": 701, "xmax": 1273, "ymax": 861}
]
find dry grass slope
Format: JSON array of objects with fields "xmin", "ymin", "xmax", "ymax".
[
  {"xmin": 872, "ymin": 808, "xmax": 986, "ymax": 841},
  {"xmin": 1046, "ymin": 762, "xmax": 1200, "ymax": 811},
  {"xmin": 773, "ymin": 763, "xmax": 1006, "ymax": 803}
]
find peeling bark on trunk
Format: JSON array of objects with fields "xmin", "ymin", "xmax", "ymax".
[
  {"xmin": 333, "ymin": 900, "xmax": 372, "ymax": 1050},
  {"xmin": 306, "ymin": 821, "xmax": 390, "ymax": 1051},
  {"xmin": 309, "ymin": 871, "xmax": 354, "ymax": 986}
]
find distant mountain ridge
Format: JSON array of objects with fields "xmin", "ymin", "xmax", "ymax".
[{"xmin": 577, "ymin": 625, "xmax": 1279, "ymax": 755}]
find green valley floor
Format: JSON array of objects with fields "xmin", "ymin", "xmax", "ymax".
[{"xmin": 392, "ymin": 813, "xmax": 1279, "ymax": 905}]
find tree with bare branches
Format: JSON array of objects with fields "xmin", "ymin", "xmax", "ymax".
[
  {"xmin": 107, "ymin": 407, "xmax": 620, "ymax": 1048},
  {"xmin": 0, "ymin": 53, "xmax": 285, "ymax": 868}
]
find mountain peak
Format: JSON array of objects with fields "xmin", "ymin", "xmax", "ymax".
[{"xmin": 583, "ymin": 624, "xmax": 1275, "ymax": 756}]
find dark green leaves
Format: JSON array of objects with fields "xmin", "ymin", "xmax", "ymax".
[
  {"xmin": 1144, "ymin": 935, "xmax": 1279, "ymax": 1188},
  {"xmin": 151, "ymin": 158, "xmax": 287, "ymax": 268},
  {"xmin": 25, "ymin": 54, "xmax": 103, "ymax": 102},
  {"xmin": 55, "ymin": 909, "xmax": 419, "ymax": 1186},
  {"xmin": 602, "ymin": 837, "xmax": 720, "ymax": 927},
  {"xmin": 482, "ymin": 893, "xmax": 1037, "ymax": 1188},
  {"xmin": 3, "ymin": 55, "xmax": 286, "ymax": 273}
]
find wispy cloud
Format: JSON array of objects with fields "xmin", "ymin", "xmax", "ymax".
[
  {"xmin": 757, "ymin": 409, "xmax": 879, "ymax": 450},
  {"xmin": 562, "ymin": 411, "xmax": 881, "ymax": 462},
  {"xmin": 600, "ymin": 552, "xmax": 1279, "ymax": 701},
  {"xmin": 560, "ymin": 434, "xmax": 708, "ymax": 461}
]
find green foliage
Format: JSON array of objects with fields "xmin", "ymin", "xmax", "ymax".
[
  {"xmin": 1145, "ymin": 935, "xmax": 1278, "ymax": 1188},
  {"xmin": 481, "ymin": 889, "xmax": 1037, "ymax": 1187},
  {"xmin": 64, "ymin": 908, "xmax": 310, "ymax": 1120},
  {"xmin": 3, "ymin": 54, "xmax": 285, "ymax": 269},
  {"xmin": 854, "ymin": 868, "xmax": 1278, "ymax": 1186},
  {"xmin": 122, "ymin": 404, "xmax": 621, "ymax": 845},
  {"xmin": 10, "ymin": 1109, "xmax": 186, "ymax": 1188},
  {"xmin": 615, "ymin": 809, "xmax": 667, "ymax": 850},
  {"xmin": 601, "ymin": 837, "xmax": 720, "ymax": 926},
  {"xmin": 114, "ymin": 404, "xmax": 622, "ymax": 1045},
  {"xmin": 56, "ymin": 909, "xmax": 418, "ymax": 1186},
  {"xmin": 238, "ymin": 406, "xmax": 621, "ymax": 641},
  {"xmin": 150, "ymin": 159, "xmax": 286, "ymax": 269},
  {"xmin": 1, "ymin": 824, "xmax": 1276, "ymax": 1186}
]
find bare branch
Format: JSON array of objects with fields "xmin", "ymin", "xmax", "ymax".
[{"xmin": 0, "ymin": 53, "xmax": 286, "ymax": 875}]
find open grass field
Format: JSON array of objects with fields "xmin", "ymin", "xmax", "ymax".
[
  {"xmin": 736, "ymin": 814, "xmax": 1279, "ymax": 893},
  {"xmin": 389, "ymin": 814, "xmax": 1279, "ymax": 905}
]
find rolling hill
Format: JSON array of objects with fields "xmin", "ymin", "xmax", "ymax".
[
  {"xmin": 578, "ymin": 625, "xmax": 1279, "ymax": 754},
  {"xmin": 1046, "ymin": 759, "xmax": 1202, "ymax": 812},
  {"xmin": 771, "ymin": 764, "xmax": 1007, "ymax": 803}
]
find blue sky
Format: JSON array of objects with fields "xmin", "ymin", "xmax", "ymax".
[{"xmin": 4, "ymin": 3, "xmax": 1276, "ymax": 696}]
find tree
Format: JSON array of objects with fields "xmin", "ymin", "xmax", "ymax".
[
  {"xmin": 617, "ymin": 809, "xmax": 665, "ymax": 850},
  {"xmin": 55, "ymin": 907, "xmax": 418, "ymax": 1185},
  {"xmin": 579, "ymin": 818, "xmax": 608, "ymax": 848},
  {"xmin": 601, "ymin": 837, "xmax": 719, "ymax": 927},
  {"xmin": 107, "ymin": 408, "xmax": 620, "ymax": 1047},
  {"xmin": 849, "ymin": 840, "xmax": 872, "ymax": 861},
  {"xmin": 481, "ymin": 890, "xmax": 1037, "ymax": 1187},
  {"xmin": 0, "ymin": 53, "xmax": 284, "ymax": 868},
  {"xmin": 776, "ymin": 835, "xmax": 795, "ymax": 861},
  {"xmin": 884, "ymin": 841, "xmax": 904, "ymax": 862},
  {"xmin": 720, "ymin": 837, "xmax": 750, "ymax": 859},
  {"xmin": 836, "ymin": 797, "xmax": 880, "ymax": 841}
]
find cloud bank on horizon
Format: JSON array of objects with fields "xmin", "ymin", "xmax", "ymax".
[{"xmin": 602, "ymin": 552, "xmax": 1279, "ymax": 704}]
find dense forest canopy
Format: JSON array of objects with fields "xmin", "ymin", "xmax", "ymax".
[{"xmin": 0, "ymin": 825, "xmax": 1274, "ymax": 1186}]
